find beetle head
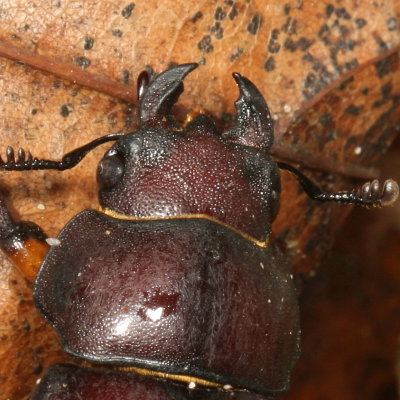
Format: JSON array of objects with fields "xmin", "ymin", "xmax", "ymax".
[{"xmin": 97, "ymin": 64, "xmax": 279, "ymax": 241}]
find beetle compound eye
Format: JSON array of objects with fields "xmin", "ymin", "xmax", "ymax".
[{"xmin": 97, "ymin": 152, "xmax": 125, "ymax": 190}]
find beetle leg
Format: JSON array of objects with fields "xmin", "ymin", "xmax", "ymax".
[
  {"xmin": 0, "ymin": 193, "xmax": 49, "ymax": 281},
  {"xmin": 278, "ymin": 162, "xmax": 399, "ymax": 207},
  {"xmin": 222, "ymin": 73, "xmax": 273, "ymax": 151},
  {"xmin": 0, "ymin": 132, "xmax": 125, "ymax": 171}
]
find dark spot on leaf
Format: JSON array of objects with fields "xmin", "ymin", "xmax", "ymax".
[
  {"xmin": 339, "ymin": 25, "xmax": 348, "ymax": 35},
  {"xmin": 60, "ymin": 104, "xmax": 70, "ymax": 117},
  {"xmin": 121, "ymin": 70, "xmax": 130, "ymax": 84},
  {"xmin": 355, "ymin": 18, "xmax": 366, "ymax": 28},
  {"xmin": 318, "ymin": 24, "xmax": 330, "ymax": 37},
  {"xmin": 31, "ymin": 109, "xmax": 37, "ymax": 115},
  {"xmin": 345, "ymin": 135, "xmax": 357, "ymax": 149},
  {"xmin": 344, "ymin": 59, "xmax": 358, "ymax": 70},
  {"xmin": 282, "ymin": 17, "xmax": 297, "ymax": 35},
  {"xmin": 339, "ymin": 77, "xmax": 354, "ymax": 90},
  {"xmin": 247, "ymin": 14, "xmax": 262, "ymax": 35},
  {"xmin": 319, "ymin": 113, "xmax": 332, "ymax": 126},
  {"xmin": 386, "ymin": 17, "xmax": 397, "ymax": 31},
  {"xmin": 283, "ymin": 3, "xmax": 291, "ymax": 15},
  {"xmin": 326, "ymin": 4, "xmax": 334, "ymax": 18},
  {"xmin": 215, "ymin": 7, "xmax": 226, "ymax": 21},
  {"xmin": 373, "ymin": 34, "xmax": 389, "ymax": 52},
  {"xmin": 210, "ymin": 22, "xmax": 224, "ymax": 39},
  {"xmin": 304, "ymin": 73, "xmax": 316, "ymax": 88},
  {"xmin": 381, "ymin": 82, "xmax": 393, "ymax": 98},
  {"xmin": 112, "ymin": 29, "xmax": 123, "ymax": 37},
  {"xmin": 345, "ymin": 104, "xmax": 363, "ymax": 115},
  {"xmin": 264, "ymin": 56, "xmax": 275, "ymax": 71},
  {"xmin": 121, "ymin": 3, "xmax": 135, "ymax": 18},
  {"xmin": 284, "ymin": 37, "xmax": 312, "ymax": 52},
  {"xmin": 283, "ymin": 38, "xmax": 296, "ymax": 52},
  {"xmin": 335, "ymin": 7, "xmax": 351, "ymax": 20},
  {"xmin": 303, "ymin": 52, "xmax": 313, "ymax": 62},
  {"xmin": 302, "ymin": 69, "xmax": 332, "ymax": 99},
  {"xmin": 75, "ymin": 57, "xmax": 91, "ymax": 68},
  {"xmin": 83, "ymin": 36, "xmax": 94, "ymax": 50},
  {"xmin": 372, "ymin": 82, "xmax": 393, "ymax": 108},
  {"xmin": 298, "ymin": 37, "xmax": 313, "ymax": 50},
  {"xmin": 198, "ymin": 35, "xmax": 213, "ymax": 53},
  {"xmin": 230, "ymin": 47, "xmax": 244, "ymax": 62},
  {"xmin": 361, "ymin": 87, "xmax": 369, "ymax": 95},
  {"xmin": 375, "ymin": 58, "xmax": 391, "ymax": 78},
  {"xmin": 267, "ymin": 28, "xmax": 281, "ymax": 53},
  {"xmin": 228, "ymin": 4, "xmax": 238, "ymax": 20},
  {"xmin": 192, "ymin": 11, "xmax": 203, "ymax": 23}
]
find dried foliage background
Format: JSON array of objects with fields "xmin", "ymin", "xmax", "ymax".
[{"xmin": 0, "ymin": 1, "xmax": 399, "ymax": 399}]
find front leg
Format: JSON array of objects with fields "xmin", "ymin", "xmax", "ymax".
[{"xmin": 0, "ymin": 193, "xmax": 49, "ymax": 282}]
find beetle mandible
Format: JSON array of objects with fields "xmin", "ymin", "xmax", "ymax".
[{"xmin": 0, "ymin": 63, "xmax": 398, "ymax": 399}]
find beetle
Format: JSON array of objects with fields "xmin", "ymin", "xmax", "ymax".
[{"xmin": 0, "ymin": 63, "xmax": 398, "ymax": 399}]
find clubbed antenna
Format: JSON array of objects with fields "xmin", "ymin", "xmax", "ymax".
[{"xmin": 278, "ymin": 162, "xmax": 399, "ymax": 207}]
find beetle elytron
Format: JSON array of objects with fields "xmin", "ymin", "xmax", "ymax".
[{"xmin": 0, "ymin": 64, "xmax": 397, "ymax": 399}]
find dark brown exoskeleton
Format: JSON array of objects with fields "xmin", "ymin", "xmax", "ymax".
[{"xmin": 0, "ymin": 64, "xmax": 398, "ymax": 400}]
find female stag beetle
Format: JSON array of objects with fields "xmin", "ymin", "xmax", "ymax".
[{"xmin": 0, "ymin": 63, "xmax": 398, "ymax": 399}]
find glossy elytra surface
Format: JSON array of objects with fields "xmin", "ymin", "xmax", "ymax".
[{"xmin": 34, "ymin": 210, "xmax": 300, "ymax": 395}]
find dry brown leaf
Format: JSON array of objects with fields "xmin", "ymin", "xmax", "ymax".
[{"xmin": 0, "ymin": 0, "xmax": 399, "ymax": 398}]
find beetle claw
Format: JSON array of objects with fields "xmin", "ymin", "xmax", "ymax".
[
  {"xmin": 222, "ymin": 73, "xmax": 273, "ymax": 151},
  {"xmin": 139, "ymin": 63, "xmax": 198, "ymax": 128}
]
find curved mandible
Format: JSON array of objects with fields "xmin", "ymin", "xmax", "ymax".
[
  {"xmin": 223, "ymin": 73, "xmax": 274, "ymax": 151},
  {"xmin": 139, "ymin": 63, "xmax": 198, "ymax": 128}
]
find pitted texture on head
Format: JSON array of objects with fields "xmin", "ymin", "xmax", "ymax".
[{"xmin": 97, "ymin": 64, "xmax": 279, "ymax": 241}]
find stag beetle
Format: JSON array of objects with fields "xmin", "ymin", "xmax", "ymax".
[{"xmin": 0, "ymin": 63, "xmax": 398, "ymax": 400}]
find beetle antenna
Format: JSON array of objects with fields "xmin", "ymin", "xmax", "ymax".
[
  {"xmin": 0, "ymin": 132, "xmax": 126, "ymax": 171},
  {"xmin": 278, "ymin": 162, "xmax": 399, "ymax": 207}
]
